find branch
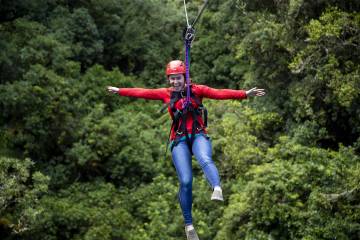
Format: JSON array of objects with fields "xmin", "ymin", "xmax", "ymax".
[{"xmin": 321, "ymin": 187, "xmax": 360, "ymax": 203}]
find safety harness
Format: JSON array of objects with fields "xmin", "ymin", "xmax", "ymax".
[{"xmin": 169, "ymin": 87, "xmax": 208, "ymax": 152}]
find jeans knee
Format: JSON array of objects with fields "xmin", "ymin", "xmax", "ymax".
[
  {"xmin": 200, "ymin": 158, "xmax": 214, "ymax": 169},
  {"xmin": 180, "ymin": 178, "xmax": 192, "ymax": 190}
]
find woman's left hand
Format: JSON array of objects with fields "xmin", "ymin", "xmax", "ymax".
[
  {"xmin": 246, "ymin": 87, "xmax": 266, "ymax": 97},
  {"xmin": 107, "ymin": 86, "xmax": 119, "ymax": 94}
]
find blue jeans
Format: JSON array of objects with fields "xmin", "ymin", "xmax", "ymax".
[{"xmin": 171, "ymin": 134, "xmax": 221, "ymax": 225}]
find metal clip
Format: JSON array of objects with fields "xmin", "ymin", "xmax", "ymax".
[
  {"xmin": 176, "ymin": 130, "xmax": 183, "ymax": 135},
  {"xmin": 184, "ymin": 26, "xmax": 195, "ymax": 42}
]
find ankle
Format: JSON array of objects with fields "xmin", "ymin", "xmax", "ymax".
[{"xmin": 214, "ymin": 186, "xmax": 222, "ymax": 191}]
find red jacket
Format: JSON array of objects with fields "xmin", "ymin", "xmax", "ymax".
[{"xmin": 118, "ymin": 84, "xmax": 247, "ymax": 140}]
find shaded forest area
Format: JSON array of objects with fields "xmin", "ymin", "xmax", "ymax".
[{"xmin": 0, "ymin": 0, "xmax": 359, "ymax": 239}]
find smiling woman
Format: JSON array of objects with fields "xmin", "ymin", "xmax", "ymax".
[{"xmin": 107, "ymin": 59, "xmax": 265, "ymax": 240}]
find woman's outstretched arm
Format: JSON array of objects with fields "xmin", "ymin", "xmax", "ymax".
[
  {"xmin": 107, "ymin": 86, "xmax": 168, "ymax": 101},
  {"xmin": 196, "ymin": 85, "xmax": 265, "ymax": 99}
]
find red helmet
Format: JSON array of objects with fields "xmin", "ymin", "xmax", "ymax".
[{"xmin": 166, "ymin": 60, "xmax": 186, "ymax": 76}]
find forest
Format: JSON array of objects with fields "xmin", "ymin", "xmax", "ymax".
[{"xmin": 0, "ymin": 0, "xmax": 359, "ymax": 239}]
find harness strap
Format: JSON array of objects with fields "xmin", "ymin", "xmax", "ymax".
[
  {"xmin": 203, "ymin": 107, "xmax": 208, "ymax": 127},
  {"xmin": 181, "ymin": 110, "xmax": 192, "ymax": 152},
  {"xmin": 183, "ymin": 39, "xmax": 192, "ymax": 109},
  {"xmin": 190, "ymin": 109, "xmax": 198, "ymax": 147}
]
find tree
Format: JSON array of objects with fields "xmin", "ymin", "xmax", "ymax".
[{"xmin": 0, "ymin": 157, "xmax": 49, "ymax": 238}]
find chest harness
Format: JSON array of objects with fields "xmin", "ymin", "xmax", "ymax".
[{"xmin": 169, "ymin": 87, "xmax": 208, "ymax": 152}]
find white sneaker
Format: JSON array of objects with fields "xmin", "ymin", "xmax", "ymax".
[
  {"xmin": 185, "ymin": 225, "xmax": 200, "ymax": 240},
  {"xmin": 211, "ymin": 188, "xmax": 224, "ymax": 201}
]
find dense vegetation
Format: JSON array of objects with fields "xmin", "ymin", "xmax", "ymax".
[{"xmin": 1, "ymin": 0, "xmax": 359, "ymax": 239}]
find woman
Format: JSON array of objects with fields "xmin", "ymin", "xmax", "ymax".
[{"xmin": 107, "ymin": 60, "xmax": 265, "ymax": 240}]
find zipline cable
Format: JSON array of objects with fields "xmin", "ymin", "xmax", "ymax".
[
  {"xmin": 191, "ymin": 0, "xmax": 209, "ymax": 28},
  {"xmin": 183, "ymin": 0, "xmax": 190, "ymax": 28}
]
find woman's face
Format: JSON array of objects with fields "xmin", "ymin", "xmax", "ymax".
[{"xmin": 168, "ymin": 74, "xmax": 185, "ymax": 91}]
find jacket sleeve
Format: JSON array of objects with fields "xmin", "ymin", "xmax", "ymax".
[
  {"xmin": 197, "ymin": 85, "xmax": 247, "ymax": 100},
  {"xmin": 118, "ymin": 88, "xmax": 168, "ymax": 101}
]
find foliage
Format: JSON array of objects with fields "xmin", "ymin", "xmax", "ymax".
[
  {"xmin": 288, "ymin": 7, "xmax": 360, "ymax": 148},
  {"xmin": 25, "ymin": 181, "xmax": 133, "ymax": 240},
  {"xmin": 216, "ymin": 139, "xmax": 360, "ymax": 239},
  {"xmin": 0, "ymin": 157, "xmax": 49, "ymax": 236}
]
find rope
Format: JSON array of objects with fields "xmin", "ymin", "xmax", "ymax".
[
  {"xmin": 183, "ymin": 0, "xmax": 190, "ymax": 28},
  {"xmin": 183, "ymin": 39, "xmax": 191, "ymax": 109}
]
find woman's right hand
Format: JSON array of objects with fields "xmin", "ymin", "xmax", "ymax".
[
  {"xmin": 245, "ymin": 87, "xmax": 266, "ymax": 97},
  {"xmin": 107, "ymin": 86, "xmax": 119, "ymax": 94}
]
